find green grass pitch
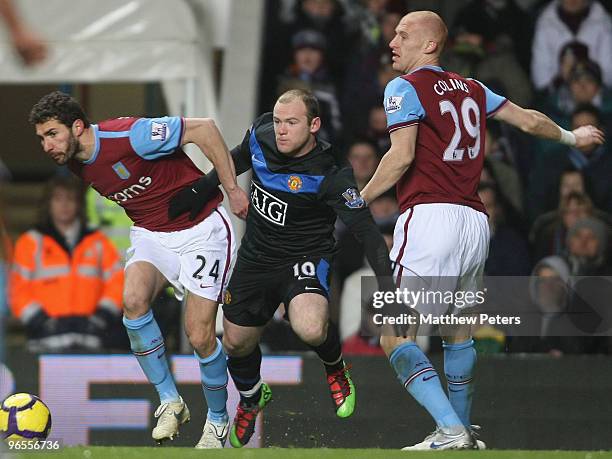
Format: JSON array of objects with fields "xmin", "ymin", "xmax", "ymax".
[{"xmin": 12, "ymin": 448, "xmax": 612, "ymax": 459}]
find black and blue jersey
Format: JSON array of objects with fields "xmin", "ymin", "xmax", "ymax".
[{"xmin": 232, "ymin": 113, "xmax": 372, "ymax": 267}]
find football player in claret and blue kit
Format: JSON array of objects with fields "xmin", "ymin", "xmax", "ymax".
[
  {"xmin": 360, "ymin": 10, "xmax": 605, "ymax": 451},
  {"xmin": 30, "ymin": 91, "xmax": 249, "ymax": 448}
]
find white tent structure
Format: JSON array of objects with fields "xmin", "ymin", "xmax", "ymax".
[
  {"xmin": 0, "ymin": 0, "xmax": 263, "ymax": 339},
  {"xmin": 0, "ymin": 0, "xmax": 263, "ymax": 172}
]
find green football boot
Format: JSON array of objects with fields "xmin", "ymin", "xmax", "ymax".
[
  {"xmin": 229, "ymin": 382, "xmax": 272, "ymax": 448},
  {"xmin": 326, "ymin": 364, "xmax": 356, "ymax": 418}
]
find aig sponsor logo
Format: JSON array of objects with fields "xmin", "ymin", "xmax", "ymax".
[{"xmin": 251, "ymin": 181, "xmax": 287, "ymax": 226}]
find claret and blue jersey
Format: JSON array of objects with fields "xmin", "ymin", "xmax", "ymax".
[
  {"xmin": 69, "ymin": 116, "xmax": 222, "ymax": 232},
  {"xmin": 383, "ymin": 65, "xmax": 508, "ymax": 214}
]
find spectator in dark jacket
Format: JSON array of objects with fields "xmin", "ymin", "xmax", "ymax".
[{"xmin": 479, "ymin": 184, "xmax": 531, "ymax": 275}]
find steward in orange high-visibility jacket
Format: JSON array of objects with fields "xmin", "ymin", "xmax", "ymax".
[{"xmin": 11, "ymin": 224, "xmax": 124, "ymax": 349}]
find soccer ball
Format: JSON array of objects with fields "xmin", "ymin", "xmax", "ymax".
[{"xmin": 0, "ymin": 393, "xmax": 52, "ymax": 441}]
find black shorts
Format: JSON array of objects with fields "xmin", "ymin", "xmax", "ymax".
[{"xmin": 222, "ymin": 255, "xmax": 331, "ymax": 327}]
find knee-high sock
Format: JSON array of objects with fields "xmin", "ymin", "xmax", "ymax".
[
  {"xmin": 195, "ymin": 338, "xmax": 228, "ymax": 423},
  {"xmin": 308, "ymin": 322, "xmax": 344, "ymax": 374},
  {"xmin": 123, "ymin": 310, "xmax": 179, "ymax": 404},
  {"xmin": 443, "ymin": 339, "xmax": 476, "ymax": 427},
  {"xmin": 389, "ymin": 341, "xmax": 463, "ymax": 431},
  {"xmin": 227, "ymin": 345, "xmax": 263, "ymax": 403}
]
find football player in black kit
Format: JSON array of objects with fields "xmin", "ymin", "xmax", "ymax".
[{"xmin": 169, "ymin": 89, "xmax": 395, "ymax": 448}]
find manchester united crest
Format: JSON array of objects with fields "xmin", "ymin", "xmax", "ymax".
[
  {"xmin": 287, "ymin": 175, "xmax": 303, "ymax": 192},
  {"xmin": 223, "ymin": 290, "xmax": 232, "ymax": 305}
]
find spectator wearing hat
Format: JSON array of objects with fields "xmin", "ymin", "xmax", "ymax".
[
  {"xmin": 565, "ymin": 216, "xmax": 612, "ymax": 275},
  {"xmin": 527, "ymin": 256, "xmax": 576, "ymax": 353},
  {"xmin": 277, "ymin": 28, "xmax": 343, "ymax": 147},
  {"xmin": 510, "ymin": 255, "xmax": 610, "ymax": 355},
  {"xmin": 568, "ymin": 60, "xmax": 612, "ymax": 116},
  {"xmin": 258, "ymin": 0, "xmax": 352, "ymax": 119},
  {"xmin": 287, "ymin": 0, "xmax": 351, "ymax": 86}
]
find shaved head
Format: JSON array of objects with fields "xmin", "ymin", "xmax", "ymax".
[
  {"xmin": 403, "ymin": 11, "xmax": 447, "ymax": 56},
  {"xmin": 389, "ymin": 10, "xmax": 448, "ymax": 73}
]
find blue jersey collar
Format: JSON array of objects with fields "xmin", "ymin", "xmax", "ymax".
[
  {"xmin": 409, "ymin": 65, "xmax": 443, "ymax": 74},
  {"xmin": 83, "ymin": 124, "xmax": 100, "ymax": 165}
]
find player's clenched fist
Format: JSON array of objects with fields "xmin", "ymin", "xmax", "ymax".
[
  {"xmin": 227, "ymin": 187, "xmax": 249, "ymax": 220},
  {"xmin": 573, "ymin": 125, "xmax": 605, "ymax": 151}
]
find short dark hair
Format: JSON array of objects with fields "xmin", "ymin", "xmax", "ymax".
[
  {"xmin": 569, "ymin": 59, "xmax": 602, "ymax": 85},
  {"xmin": 572, "ymin": 103, "xmax": 602, "ymax": 126},
  {"xmin": 276, "ymin": 89, "xmax": 320, "ymax": 124},
  {"xmin": 347, "ymin": 140, "xmax": 379, "ymax": 158},
  {"xmin": 29, "ymin": 91, "xmax": 90, "ymax": 128}
]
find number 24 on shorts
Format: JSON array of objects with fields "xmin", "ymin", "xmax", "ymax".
[{"xmin": 192, "ymin": 255, "xmax": 220, "ymax": 283}]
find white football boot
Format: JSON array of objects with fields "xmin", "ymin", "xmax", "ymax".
[
  {"xmin": 401, "ymin": 427, "xmax": 477, "ymax": 450},
  {"xmin": 195, "ymin": 417, "xmax": 229, "ymax": 448},
  {"xmin": 151, "ymin": 396, "xmax": 191, "ymax": 444}
]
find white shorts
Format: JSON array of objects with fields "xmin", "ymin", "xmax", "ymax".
[
  {"xmin": 390, "ymin": 203, "xmax": 489, "ymax": 311},
  {"xmin": 125, "ymin": 207, "xmax": 236, "ymax": 303}
]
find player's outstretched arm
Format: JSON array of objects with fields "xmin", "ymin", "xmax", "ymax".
[
  {"xmin": 182, "ymin": 118, "xmax": 249, "ymax": 219},
  {"xmin": 360, "ymin": 125, "xmax": 417, "ymax": 204},
  {"xmin": 493, "ymin": 101, "xmax": 605, "ymax": 149}
]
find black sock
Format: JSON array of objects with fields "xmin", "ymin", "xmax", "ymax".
[
  {"xmin": 227, "ymin": 345, "xmax": 262, "ymax": 404},
  {"xmin": 309, "ymin": 322, "xmax": 344, "ymax": 374}
]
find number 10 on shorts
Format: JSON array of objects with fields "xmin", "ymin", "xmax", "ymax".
[{"xmin": 293, "ymin": 261, "xmax": 316, "ymax": 278}]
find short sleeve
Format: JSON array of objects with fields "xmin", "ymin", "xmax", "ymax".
[
  {"xmin": 128, "ymin": 117, "xmax": 184, "ymax": 159},
  {"xmin": 321, "ymin": 168, "xmax": 371, "ymax": 226},
  {"xmin": 384, "ymin": 77, "xmax": 426, "ymax": 132},
  {"xmin": 471, "ymin": 79, "xmax": 508, "ymax": 117}
]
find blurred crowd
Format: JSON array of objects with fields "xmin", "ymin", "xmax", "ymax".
[
  {"xmin": 2, "ymin": 0, "xmax": 612, "ymax": 356},
  {"xmin": 258, "ymin": 0, "xmax": 612, "ymax": 356}
]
